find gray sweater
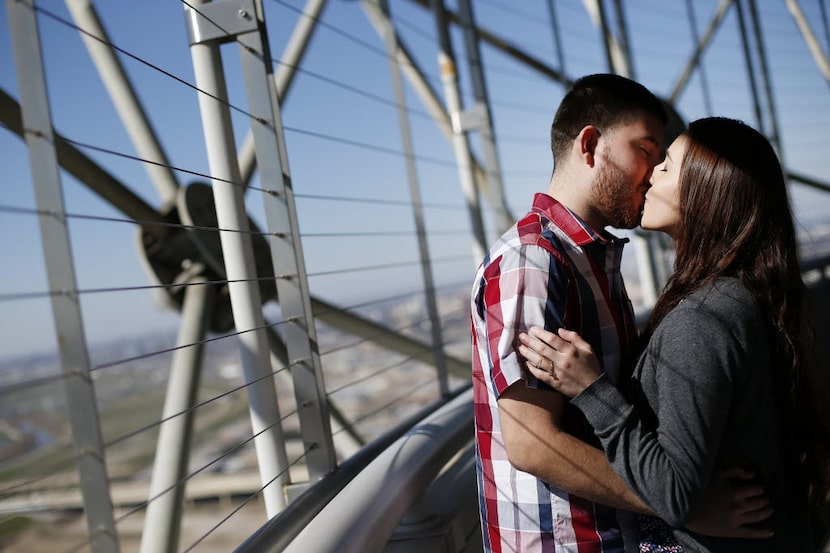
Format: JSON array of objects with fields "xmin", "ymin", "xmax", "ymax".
[{"xmin": 572, "ymin": 277, "xmax": 812, "ymax": 552}]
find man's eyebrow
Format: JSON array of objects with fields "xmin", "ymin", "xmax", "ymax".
[
  {"xmin": 643, "ymin": 136, "xmax": 661, "ymax": 148},
  {"xmin": 641, "ymin": 135, "xmax": 664, "ymax": 158}
]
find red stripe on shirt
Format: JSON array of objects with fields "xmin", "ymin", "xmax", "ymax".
[{"xmin": 570, "ymin": 494, "xmax": 602, "ymax": 553}]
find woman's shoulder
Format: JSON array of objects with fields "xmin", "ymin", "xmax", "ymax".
[
  {"xmin": 680, "ymin": 277, "xmax": 757, "ymax": 315},
  {"xmin": 659, "ymin": 277, "xmax": 764, "ymax": 338},
  {"xmin": 650, "ymin": 278, "xmax": 771, "ymax": 379}
]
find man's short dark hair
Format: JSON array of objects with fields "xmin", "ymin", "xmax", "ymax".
[{"xmin": 551, "ymin": 74, "xmax": 667, "ymax": 163}]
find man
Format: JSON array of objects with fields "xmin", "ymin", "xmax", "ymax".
[
  {"xmin": 471, "ymin": 74, "xmax": 666, "ymax": 552},
  {"xmin": 472, "ymin": 74, "xmax": 772, "ymax": 552}
]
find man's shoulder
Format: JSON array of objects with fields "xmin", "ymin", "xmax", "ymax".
[
  {"xmin": 493, "ymin": 211, "xmax": 573, "ymax": 258},
  {"xmin": 515, "ymin": 210, "xmax": 546, "ymax": 241}
]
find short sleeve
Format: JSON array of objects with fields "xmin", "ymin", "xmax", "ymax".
[{"xmin": 479, "ymin": 243, "xmax": 569, "ymax": 397}]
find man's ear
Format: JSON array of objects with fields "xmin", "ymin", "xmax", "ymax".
[{"xmin": 576, "ymin": 125, "xmax": 600, "ymax": 168}]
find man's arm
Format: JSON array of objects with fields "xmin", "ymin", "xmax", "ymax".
[
  {"xmin": 499, "ymin": 382, "xmax": 774, "ymax": 538},
  {"xmin": 513, "ymin": 326, "xmax": 774, "ymax": 538},
  {"xmin": 498, "ymin": 381, "xmax": 651, "ymax": 513}
]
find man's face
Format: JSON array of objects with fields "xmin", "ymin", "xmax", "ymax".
[{"xmin": 591, "ymin": 115, "xmax": 664, "ymax": 229}]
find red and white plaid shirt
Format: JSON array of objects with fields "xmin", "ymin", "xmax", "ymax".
[{"xmin": 471, "ymin": 193, "xmax": 639, "ymax": 552}]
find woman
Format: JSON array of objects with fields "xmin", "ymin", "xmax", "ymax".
[{"xmin": 518, "ymin": 117, "xmax": 830, "ymax": 552}]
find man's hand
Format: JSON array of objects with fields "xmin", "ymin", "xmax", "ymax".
[{"xmin": 686, "ymin": 467, "xmax": 774, "ymax": 539}]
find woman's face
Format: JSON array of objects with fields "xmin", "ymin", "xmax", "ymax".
[{"xmin": 641, "ymin": 135, "xmax": 687, "ymax": 238}]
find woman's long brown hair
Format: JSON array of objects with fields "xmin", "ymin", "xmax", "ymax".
[{"xmin": 645, "ymin": 117, "xmax": 830, "ymax": 507}]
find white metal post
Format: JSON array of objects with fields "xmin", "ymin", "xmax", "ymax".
[
  {"xmin": 184, "ymin": 0, "xmax": 289, "ymax": 516},
  {"xmin": 139, "ymin": 278, "xmax": 214, "ymax": 553}
]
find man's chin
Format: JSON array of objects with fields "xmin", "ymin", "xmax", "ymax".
[{"xmin": 609, "ymin": 216, "xmax": 640, "ymax": 230}]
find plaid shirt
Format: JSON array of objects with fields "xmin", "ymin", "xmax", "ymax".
[{"xmin": 471, "ymin": 193, "xmax": 639, "ymax": 552}]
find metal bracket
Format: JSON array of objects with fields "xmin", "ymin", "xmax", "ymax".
[
  {"xmin": 450, "ymin": 101, "xmax": 488, "ymax": 133},
  {"xmin": 184, "ymin": 0, "xmax": 258, "ymax": 45}
]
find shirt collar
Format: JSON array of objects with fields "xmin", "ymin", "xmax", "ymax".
[{"xmin": 530, "ymin": 193, "xmax": 629, "ymax": 247}]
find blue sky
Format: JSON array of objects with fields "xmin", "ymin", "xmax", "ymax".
[{"xmin": 2, "ymin": 0, "xmax": 830, "ymax": 358}]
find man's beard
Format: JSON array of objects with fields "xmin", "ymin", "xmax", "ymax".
[{"xmin": 593, "ymin": 157, "xmax": 642, "ymax": 230}]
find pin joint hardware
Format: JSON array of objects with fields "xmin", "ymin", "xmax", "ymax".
[{"xmin": 184, "ymin": 0, "xmax": 259, "ymax": 46}]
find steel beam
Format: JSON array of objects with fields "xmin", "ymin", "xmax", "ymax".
[
  {"xmin": 310, "ymin": 297, "xmax": 469, "ymax": 378},
  {"xmin": 546, "ymin": 0, "xmax": 566, "ymax": 75},
  {"xmin": 670, "ymin": 0, "xmax": 735, "ymax": 103},
  {"xmin": 785, "ymin": 0, "xmax": 830, "ymax": 83},
  {"xmin": 360, "ymin": 1, "xmax": 515, "ymax": 226},
  {"xmin": 6, "ymin": 1, "xmax": 119, "ymax": 551},
  {"xmin": 371, "ymin": 0, "xmax": 449, "ymax": 396},
  {"xmin": 65, "ymin": 0, "xmax": 180, "ymax": 207},
  {"xmin": 0, "ymin": 89, "xmax": 168, "ymax": 239},
  {"xmin": 237, "ymin": 0, "xmax": 328, "ymax": 187},
  {"xmin": 184, "ymin": 0, "xmax": 289, "ymax": 516},
  {"xmin": 684, "ymin": 0, "xmax": 714, "ymax": 115},
  {"xmin": 457, "ymin": 0, "xmax": 512, "ymax": 234},
  {"xmin": 234, "ymin": 0, "xmax": 337, "ymax": 482},
  {"xmin": 431, "ymin": 0, "xmax": 487, "ymax": 264},
  {"xmin": 581, "ymin": 0, "xmax": 631, "ymax": 77},
  {"xmin": 404, "ymin": 0, "xmax": 568, "ymax": 85},
  {"xmin": 747, "ymin": 0, "xmax": 785, "ymax": 164},
  {"xmin": 735, "ymin": 0, "xmax": 765, "ymax": 133}
]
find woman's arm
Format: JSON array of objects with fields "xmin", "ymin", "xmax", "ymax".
[{"xmin": 519, "ymin": 309, "xmax": 773, "ymax": 533}]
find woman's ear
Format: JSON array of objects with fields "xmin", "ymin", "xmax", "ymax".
[{"xmin": 576, "ymin": 125, "xmax": 600, "ymax": 168}]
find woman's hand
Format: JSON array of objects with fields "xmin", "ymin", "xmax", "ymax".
[{"xmin": 518, "ymin": 326, "xmax": 603, "ymax": 398}]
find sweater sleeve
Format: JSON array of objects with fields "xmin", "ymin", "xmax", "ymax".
[{"xmin": 571, "ymin": 291, "xmax": 758, "ymax": 526}]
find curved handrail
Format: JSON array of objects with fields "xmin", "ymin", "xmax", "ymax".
[{"xmin": 234, "ymin": 384, "xmax": 473, "ymax": 553}]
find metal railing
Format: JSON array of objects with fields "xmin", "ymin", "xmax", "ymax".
[{"xmin": 2, "ymin": 1, "xmax": 830, "ymax": 552}]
